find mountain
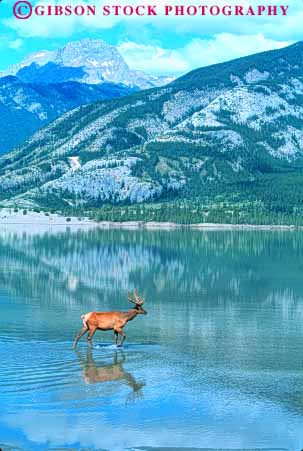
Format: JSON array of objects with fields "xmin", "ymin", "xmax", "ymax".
[
  {"xmin": 1, "ymin": 41, "xmax": 303, "ymax": 223},
  {"xmin": 0, "ymin": 76, "xmax": 136, "ymax": 155},
  {"xmin": 1, "ymin": 39, "xmax": 174, "ymax": 89},
  {"xmin": 16, "ymin": 62, "xmax": 88, "ymax": 84},
  {"xmin": 0, "ymin": 38, "xmax": 173, "ymax": 155}
]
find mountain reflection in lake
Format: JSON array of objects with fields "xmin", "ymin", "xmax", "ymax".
[{"xmin": 0, "ymin": 227, "xmax": 303, "ymax": 450}]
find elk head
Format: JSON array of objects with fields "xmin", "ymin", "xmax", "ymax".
[{"xmin": 128, "ymin": 289, "xmax": 147, "ymax": 315}]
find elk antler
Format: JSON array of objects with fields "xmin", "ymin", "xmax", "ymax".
[
  {"xmin": 128, "ymin": 289, "xmax": 144, "ymax": 305},
  {"xmin": 128, "ymin": 291, "xmax": 136, "ymax": 305},
  {"xmin": 134, "ymin": 289, "xmax": 144, "ymax": 305}
]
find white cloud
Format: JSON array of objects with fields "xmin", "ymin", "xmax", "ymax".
[
  {"xmin": 3, "ymin": 0, "xmax": 303, "ymax": 41},
  {"xmin": 119, "ymin": 42, "xmax": 188, "ymax": 74},
  {"xmin": 9, "ymin": 38, "xmax": 23, "ymax": 50},
  {"xmin": 4, "ymin": 0, "xmax": 121, "ymax": 38},
  {"xmin": 119, "ymin": 33, "xmax": 291, "ymax": 75}
]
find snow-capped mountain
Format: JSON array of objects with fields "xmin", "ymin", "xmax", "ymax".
[{"xmin": 1, "ymin": 39, "xmax": 173, "ymax": 89}]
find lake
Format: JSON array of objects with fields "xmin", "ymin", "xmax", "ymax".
[{"xmin": 0, "ymin": 226, "xmax": 303, "ymax": 451}]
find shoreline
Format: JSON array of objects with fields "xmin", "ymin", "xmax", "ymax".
[
  {"xmin": 93, "ymin": 221, "xmax": 299, "ymax": 230},
  {"xmin": 0, "ymin": 211, "xmax": 299, "ymax": 231}
]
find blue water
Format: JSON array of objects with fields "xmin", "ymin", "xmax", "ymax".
[{"xmin": 0, "ymin": 227, "xmax": 303, "ymax": 450}]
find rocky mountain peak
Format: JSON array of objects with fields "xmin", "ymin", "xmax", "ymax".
[{"xmin": 1, "ymin": 39, "xmax": 173, "ymax": 89}]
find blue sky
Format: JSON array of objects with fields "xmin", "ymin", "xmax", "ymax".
[{"xmin": 0, "ymin": 0, "xmax": 302, "ymax": 75}]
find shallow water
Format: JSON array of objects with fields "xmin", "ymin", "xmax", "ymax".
[{"xmin": 0, "ymin": 227, "xmax": 303, "ymax": 450}]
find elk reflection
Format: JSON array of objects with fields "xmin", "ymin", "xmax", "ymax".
[{"xmin": 76, "ymin": 348, "xmax": 145, "ymax": 403}]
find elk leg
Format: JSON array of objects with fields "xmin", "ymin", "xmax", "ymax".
[
  {"xmin": 116, "ymin": 329, "xmax": 126, "ymax": 347},
  {"xmin": 87, "ymin": 326, "xmax": 97, "ymax": 347},
  {"xmin": 114, "ymin": 331, "xmax": 118, "ymax": 346},
  {"xmin": 73, "ymin": 326, "xmax": 88, "ymax": 348}
]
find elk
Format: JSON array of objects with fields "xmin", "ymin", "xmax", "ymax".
[{"xmin": 73, "ymin": 289, "xmax": 147, "ymax": 348}]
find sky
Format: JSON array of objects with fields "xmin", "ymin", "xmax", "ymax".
[{"xmin": 0, "ymin": 0, "xmax": 302, "ymax": 75}]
